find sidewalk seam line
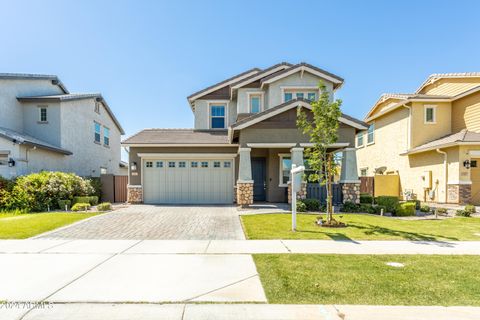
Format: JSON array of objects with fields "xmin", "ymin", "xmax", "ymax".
[
  {"xmin": 38, "ymin": 239, "xmax": 75, "ymax": 253},
  {"xmin": 280, "ymin": 240, "xmax": 292, "ymax": 253},
  {"xmin": 203, "ymin": 240, "xmax": 212, "ymax": 253}
]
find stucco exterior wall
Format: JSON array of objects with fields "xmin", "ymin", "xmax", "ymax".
[
  {"xmin": 452, "ymin": 91, "xmax": 480, "ymax": 133},
  {"xmin": 237, "ymin": 88, "xmax": 264, "ymax": 114},
  {"xmin": 22, "ymin": 101, "xmax": 62, "ymax": 146},
  {"xmin": 410, "ymin": 102, "xmax": 452, "ymax": 148},
  {"xmin": 419, "ymin": 78, "xmax": 480, "ymax": 96},
  {"xmin": 194, "ymin": 100, "xmax": 236, "ymax": 129},
  {"xmin": 0, "ymin": 137, "xmax": 20, "ymax": 179},
  {"xmin": 0, "ymin": 79, "xmax": 64, "ymax": 132}
]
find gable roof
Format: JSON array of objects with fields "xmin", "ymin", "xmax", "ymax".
[
  {"xmin": 260, "ymin": 62, "xmax": 344, "ymax": 89},
  {"xmin": 0, "ymin": 126, "xmax": 72, "ymax": 155},
  {"xmin": 416, "ymin": 72, "xmax": 480, "ymax": 94},
  {"xmin": 122, "ymin": 129, "xmax": 232, "ymax": 146},
  {"xmin": 17, "ymin": 93, "xmax": 125, "ymax": 135},
  {"xmin": 403, "ymin": 130, "xmax": 480, "ymax": 155},
  {"xmin": 187, "ymin": 68, "xmax": 261, "ymax": 106},
  {"xmin": 0, "ymin": 72, "xmax": 69, "ymax": 94},
  {"xmin": 229, "ymin": 62, "xmax": 292, "ymax": 90},
  {"xmin": 229, "ymin": 98, "xmax": 367, "ymax": 140}
]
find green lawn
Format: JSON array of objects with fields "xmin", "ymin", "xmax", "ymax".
[
  {"xmin": 242, "ymin": 213, "xmax": 480, "ymax": 241},
  {"xmin": 254, "ymin": 254, "xmax": 480, "ymax": 305},
  {"xmin": 0, "ymin": 212, "xmax": 101, "ymax": 239}
]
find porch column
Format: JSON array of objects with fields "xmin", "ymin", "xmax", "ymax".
[
  {"xmin": 288, "ymin": 147, "xmax": 307, "ymax": 204},
  {"xmin": 340, "ymin": 148, "xmax": 361, "ymax": 204},
  {"xmin": 237, "ymin": 148, "xmax": 253, "ymax": 207}
]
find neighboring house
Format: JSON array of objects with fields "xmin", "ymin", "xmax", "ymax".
[
  {"xmin": 0, "ymin": 73, "xmax": 125, "ymax": 179},
  {"xmin": 356, "ymin": 73, "xmax": 480, "ymax": 205},
  {"xmin": 122, "ymin": 62, "xmax": 367, "ymax": 205}
]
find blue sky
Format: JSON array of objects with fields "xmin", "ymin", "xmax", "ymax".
[{"xmin": 1, "ymin": 0, "xmax": 480, "ymax": 140}]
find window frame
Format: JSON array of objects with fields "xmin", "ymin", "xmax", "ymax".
[
  {"xmin": 38, "ymin": 106, "xmax": 48, "ymax": 123},
  {"xmin": 247, "ymin": 92, "xmax": 264, "ymax": 114},
  {"xmin": 356, "ymin": 132, "xmax": 364, "ymax": 148},
  {"xmin": 209, "ymin": 102, "xmax": 227, "ymax": 129},
  {"xmin": 0, "ymin": 153, "xmax": 8, "ymax": 166},
  {"xmin": 424, "ymin": 105, "xmax": 437, "ymax": 124},
  {"xmin": 367, "ymin": 123, "xmax": 375, "ymax": 145},
  {"xmin": 278, "ymin": 153, "xmax": 292, "ymax": 187},
  {"xmin": 201, "ymin": 161, "xmax": 209, "ymax": 168},
  {"xmin": 156, "ymin": 161, "xmax": 163, "ymax": 168},
  {"xmin": 168, "ymin": 161, "xmax": 176, "ymax": 168},
  {"xmin": 103, "ymin": 126, "xmax": 110, "ymax": 146},
  {"xmin": 281, "ymin": 86, "xmax": 320, "ymax": 103},
  {"xmin": 94, "ymin": 121, "xmax": 101, "ymax": 144},
  {"xmin": 145, "ymin": 161, "xmax": 153, "ymax": 168},
  {"xmin": 191, "ymin": 161, "xmax": 198, "ymax": 168}
]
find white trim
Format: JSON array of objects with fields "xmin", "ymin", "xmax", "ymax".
[
  {"xmin": 278, "ymin": 153, "xmax": 291, "ymax": 187},
  {"xmin": 38, "ymin": 105, "xmax": 48, "ymax": 123},
  {"xmin": 355, "ymin": 132, "xmax": 365, "ymax": 148},
  {"xmin": 424, "ymin": 105, "xmax": 437, "ymax": 124},
  {"xmin": 238, "ymin": 147, "xmax": 251, "ymax": 152},
  {"xmin": 208, "ymin": 101, "xmax": 229, "ymax": 129},
  {"xmin": 300, "ymin": 142, "xmax": 350, "ymax": 148},
  {"xmin": 291, "ymin": 147, "xmax": 304, "ymax": 152},
  {"xmin": 448, "ymin": 180, "xmax": 472, "ymax": 185},
  {"xmin": 230, "ymin": 65, "xmax": 290, "ymax": 90},
  {"xmin": 281, "ymin": 87, "xmax": 319, "ymax": 103},
  {"xmin": 366, "ymin": 122, "xmax": 375, "ymax": 145},
  {"xmin": 127, "ymin": 185, "xmax": 143, "ymax": 188},
  {"xmin": 137, "ymin": 153, "xmax": 237, "ymax": 159},
  {"xmin": 339, "ymin": 116, "xmax": 367, "ymax": 130},
  {"xmin": 404, "ymin": 142, "xmax": 480, "ymax": 155},
  {"xmin": 247, "ymin": 91, "xmax": 264, "ymax": 113},
  {"xmin": 339, "ymin": 180, "xmax": 361, "ymax": 183},
  {"xmin": 188, "ymin": 70, "xmax": 259, "ymax": 103},
  {"xmin": 237, "ymin": 179, "xmax": 254, "ymax": 184},
  {"xmin": 261, "ymin": 65, "xmax": 343, "ymax": 87},
  {"xmin": 468, "ymin": 150, "xmax": 480, "ymax": 157},
  {"xmin": 247, "ymin": 143, "xmax": 296, "ymax": 148},
  {"xmin": 122, "ymin": 143, "xmax": 238, "ymax": 147}
]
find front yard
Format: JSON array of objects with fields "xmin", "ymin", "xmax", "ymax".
[
  {"xmin": 242, "ymin": 213, "xmax": 480, "ymax": 241},
  {"xmin": 254, "ymin": 254, "xmax": 480, "ymax": 305},
  {"xmin": 0, "ymin": 212, "xmax": 101, "ymax": 239}
]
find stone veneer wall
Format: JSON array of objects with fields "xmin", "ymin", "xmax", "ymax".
[
  {"xmin": 341, "ymin": 183, "xmax": 360, "ymax": 204},
  {"xmin": 127, "ymin": 185, "xmax": 143, "ymax": 204},
  {"xmin": 237, "ymin": 182, "xmax": 253, "ymax": 207},
  {"xmin": 447, "ymin": 184, "xmax": 471, "ymax": 204},
  {"xmin": 287, "ymin": 182, "xmax": 307, "ymax": 204}
]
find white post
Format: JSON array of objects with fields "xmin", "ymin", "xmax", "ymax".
[{"xmin": 292, "ymin": 164, "xmax": 297, "ymax": 231}]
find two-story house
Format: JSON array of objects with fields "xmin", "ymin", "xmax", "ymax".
[
  {"xmin": 122, "ymin": 62, "xmax": 368, "ymax": 205},
  {"xmin": 356, "ymin": 73, "xmax": 480, "ymax": 205},
  {"xmin": 0, "ymin": 73, "xmax": 125, "ymax": 179}
]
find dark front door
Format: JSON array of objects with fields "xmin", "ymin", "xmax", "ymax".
[{"xmin": 251, "ymin": 157, "xmax": 266, "ymax": 201}]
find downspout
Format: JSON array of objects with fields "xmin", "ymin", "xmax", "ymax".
[
  {"xmin": 402, "ymin": 104, "xmax": 412, "ymax": 150},
  {"xmin": 436, "ymin": 148, "xmax": 448, "ymax": 203}
]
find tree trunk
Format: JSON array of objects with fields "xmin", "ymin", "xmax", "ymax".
[{"xmin": 326, "ymin": 154, "xmax": 334, "ymax": 223}]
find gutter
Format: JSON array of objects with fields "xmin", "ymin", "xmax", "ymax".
[{"xmin": 436, "ymin": 148, "xmax": 448, "ymax": 203}]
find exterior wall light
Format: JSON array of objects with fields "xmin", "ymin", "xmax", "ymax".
[
  {"xmin": 463, "ymin": 160, "xmax": 471, "ymax": 169},
  {"xmin": 131, "ymin": 161, "xmax": 137, "ymax": 171},
  {"xmin": 8, "ymin": 158, "xmax": 15, "ymax": 167}
]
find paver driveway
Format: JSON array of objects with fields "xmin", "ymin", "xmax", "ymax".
[{"xmin": 38, "ymin": 205, "xmax": 245, "ymax": 240}]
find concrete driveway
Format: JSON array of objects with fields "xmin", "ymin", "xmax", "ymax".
[{"xmin": 37, "ymin": 205, "xmax": 245, "ymax": 240}]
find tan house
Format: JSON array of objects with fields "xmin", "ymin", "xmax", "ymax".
[{"xmin": 356, "ymin": 73, "xmax": 480, "ymax": 205}]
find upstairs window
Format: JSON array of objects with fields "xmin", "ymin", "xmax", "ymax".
[
  {"xmin": 210, "ymin": 105, "xmax": 225, "ymax": 129},
  {"xmin": 307, "ymin": 92, "xmax": 316, "ymax": 101},
  {"xmin": 94, "ymin": 122, "xmax": 101, "ymax": 143},
  {"xmin": 103, "ymin": 127, "xmax": 110, "ymax": 146},
  {"xmin": 356, "ymin": 132, "xmax": 364, "ymax": 147},
  {"xmin": 249, "ymin": 94, "xmax": 262, "ymax": 113},
  {"xmin": 424, "ymin": 105, "xmax": 436, "ymax": 124},
  {"xmin": 284, "ymin": 92, "xmax": 293, "ymax": 102},
  {"xmin": 296, "ymin": 92, "xmax": 304, "ymax": 99},
  {"xmin": 367, "ymin": 123, "xmax": 375, "ymax": 144},
  {"xmin": 284, "ymin": 90, "xmax": 317, "ymax": 102},
  {"xmin": 38, "ymin": 106, "xmax": 48, "ymax": 123}
]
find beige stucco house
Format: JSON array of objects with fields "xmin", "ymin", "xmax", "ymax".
[
  {"xmin": 356, "ymin": 73, "xmax": 480, "ymax": 205},
  {"xmin": 0, "ymin": 73, "xmax": 125, "ymax": 179},
  {"xmin": 123, "ymin": 62, "xmax": 367, "ymax": 205}
]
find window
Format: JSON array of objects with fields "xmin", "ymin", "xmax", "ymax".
[
  {"xmin": 100, "ymin": 167, "xmax": 107, "ymax": 175},
  {"xmin": 39, "ymin": 107, "xmax": 48, "ymax": 122},
  {"xmin": 201, "ymin": 161, "xmax": 208, "ymax": 168},
  {"xmin": 296, "ymin": 92, "xmax": 304, "ymax": 99},
  {"xmin": 191, "ymin": 161, "xmax": 198, "ymax": 168},
  {"xmin": 179, "ymin": 161, "xmax": 186, "ymax": 168},
  {"xmin": 279, "ymin": 155, "xmax": 292, "ymax": 186},
  {"xmin": 103, "ymin": 127, "xmax": 110, "ymax": 146},
  {"xmin": 360, "ymin": 168, "xmax": 368, "ymax": 176},
  {"xmin": 356, "ymin": 133, "xmax": 364, "ymax": 147},
  {"xmin": 94, "ymin": 122, "xmax": 101, "ymax": 143},
  {"xmin": 224, "ymin": 161, "xmax": 231, "ymax": 168},
  {"xmin": 214, "ymin": 161, "xmax": 221, "ymax": 168},
  {"xmin": 94, "ymin": 102, "xmax": 100, "ymax": 114},
  {"xmin": 168, "ymin": 161, "xmax": 175, "ymax": 168},
  {"xmin": 210, "ymin": 105, "xmax": 225, "ymax": 129},
  {"xmin": 0, "ymin": 154, "xmax": 8, "ymax": 166},
  {"xmin": 145, "ymin": 161, "xmax": 153, "ymax": 168},
  {"xmin": 284, "ymin": 92, "xmax": 293, "ymax": 102},
  {"xmin": 424, "ymin": 105, "xmax": 436, "ymax": 124},
  {"xmin": 156, "ymin": 161, "xmax": 163, "ymax": 168},
  {"xmin": 307, "ymin": 92, "xmax": 316, "ymax": 101},
  {"xmin": 249, "ymin": 94, "xmax": 262, "ymax": 113},
  {"xmin": 367, "ymin": 123, "xmax": 374, "ymax": 144}
]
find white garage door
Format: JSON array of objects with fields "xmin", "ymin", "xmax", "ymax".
[{"xmin": 143, "ymin": 159, "xmax": 234, "ymax": 204}]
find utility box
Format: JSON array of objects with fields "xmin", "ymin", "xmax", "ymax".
[{"xmin": 422, "ymin": 171, "xmax": 432, "ymax": 189}]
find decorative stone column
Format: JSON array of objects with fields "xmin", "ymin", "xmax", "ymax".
[
  {"xmin": 447, "ymin": 183, "xmax": 472, "ymax": 204},
  {"xmin": 237, "ymin": 148, "xmax": 254, "ymax": 207},
  {"xmin": 339, "ymin": 148, "xmax": 361, "ymax": 204},
  {"xmin": 127, "ymin": 185, "xmax": 143, "ymax": 204},
  {"xmin": 287, "ymin": 147, "xmax": 306, "ymax": 204}
]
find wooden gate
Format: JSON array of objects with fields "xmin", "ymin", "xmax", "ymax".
[
  {"xmin": 306, "ymin": 183, "xmax": 343, "ymax": 205},
  {"xmin": 101, "ymin": 174, "xmax": 128, "ymax": 203},
  {"xmin": 360, "ymin": 176, "xmax": 374, "ymax": 195}
]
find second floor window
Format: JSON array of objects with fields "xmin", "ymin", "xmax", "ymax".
[
  {"xmin": 103, "ymin": 127, "xmax": 110, "ymax": 146},
  {"xmin": 39, "ymin": 107, "xmax": 48, "ymax": 122},
  {"xmin": 367, "ymin": 123, "xmax": 375, "ymax": 144},
  {"xmin": 424, "ymin": 105, "xmax": 436, "ymax": 124},
  {"xmin": 284, "ymin": 92, "xmax": 293, "ymax": 102},
  {"xmin": 210, "ymin": 105, "xmax": 225, "ymax": 129},
  {"xmin": 94, "ymin": 122, "xmax": 101, "ymax": 143},
  {"xmin": 250, "ymin": 94, "xmax": 262, "ymax": 113},
  {"xmin": 284, "ymin": 90, "xmax": 317, "ymax": 102},
  {"xmin": 356, "ymin": 133, "xmax": 364, "ymax": 147}
]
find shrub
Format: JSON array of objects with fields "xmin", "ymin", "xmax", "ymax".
[
  {"xmin": 73, "ymin": 196, "xmax": 99, "ymax": 206},
  {"xmin": 464, "ymin": 204, "xmax": 476, "ymax": 214},
  {"xmin": 396, "ymin": 202, "xmax": 416, "ymax": 216},
  {"xmin": 435, "ymin": 207, "xmax": 448, "ymax": 215},
  {"xmin": 340, "ymin": 201, "xmax": 361, "ymax": 213},
  {"xmin": 360, "ymin": 193, "xmax": 373, "ymax": 204},
  {"xmin": 375, "ymin": 196, "xmax": 399, "ymax": 213},
  {"xmin": 407, "ymin": 200, "xmax": 421, "ymax": 210},
  {"xmin": 420, "ymin": 204, "xmax": 430, "ymax": 213},
  {"xmin": 302, "ymin": 198, "xmax": 320, "ymax": 211},
  {"xmin": 374, "ymin": 205, "xmax": 387, "ymax": 215},
  {"xmin": 456, "ymin": 209, "xmax": 471, "ymax": 217},
  {"xmin": 296, "ymin": 200, "xmax": 307, "ymax": 212},
  {"xmin": 71, "ymin": 203, "xmax": 91, "ymax": 212},
  {"xmin": 87, "ymin": 177, "xmax": 102, "ymax": 200},
  {"xmin": 58, "ymin": 200, "xmax": 71, "ymax": 210},
  {"xmin": 97, "ymin": 202, "xmax": 112, "ymax": 211}
]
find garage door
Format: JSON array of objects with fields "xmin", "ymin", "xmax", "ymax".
[{"xmin": 143, "ymin": 159, "xmax": 234, "ymax": 204}]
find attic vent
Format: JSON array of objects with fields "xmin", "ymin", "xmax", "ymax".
[{"xmin": 51, "ymin": 79, "xmax": 59, "ymax": 85}]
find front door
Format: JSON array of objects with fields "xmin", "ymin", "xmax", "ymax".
[{"xmin": 251, "ymin": 157, "xmax": 266, "ymax": 201}]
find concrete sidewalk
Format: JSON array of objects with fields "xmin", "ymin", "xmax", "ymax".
[
  {"xmin": 1, "ymin": 239, "xmax": 480, "ymax": 255},
  {"xmin": 4, "ymin": 303, "xmax": 479, "ymax": 320}
]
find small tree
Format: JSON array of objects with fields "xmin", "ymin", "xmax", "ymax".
[{"xmin": 297, "ymin": 82, "xmax": 341, "ymax": 224}]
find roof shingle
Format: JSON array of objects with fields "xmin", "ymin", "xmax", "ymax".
[{"xmin": 122, "ymin": 129, "xmax": 231, "ymax": 145}]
